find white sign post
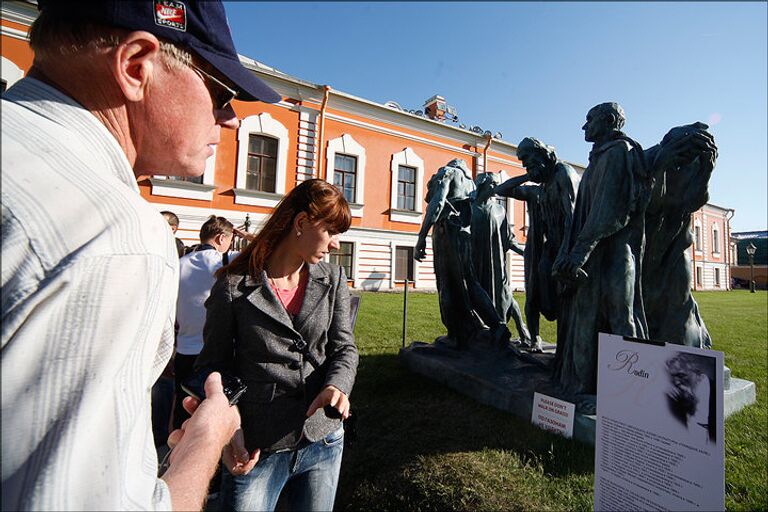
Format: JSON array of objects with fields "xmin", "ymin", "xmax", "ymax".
[
  {"xmin": 594, "ymin": 333, "xmax": 725, "ymax": 511},
  {"xmin": 531, "ymin": 392, "xmax": 575, "ymax": 438}
]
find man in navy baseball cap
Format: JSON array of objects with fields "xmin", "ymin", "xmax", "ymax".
[
  {"xmin": 36, "ymin": 0, "xmax": 281, "ymax": 104},
  {"xmin": 2, "ymin": 2, "xmax": 268, "ymax": 511}
]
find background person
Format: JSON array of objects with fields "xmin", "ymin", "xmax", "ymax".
[
  {"xmin": 173, "ymin": 215, "xmax": 236, "ymax": 430},
  {"xmin": 162, "ymin": 210, "xmax": 188, "ymax": 257},
  {"xmin": 1, "ymin": 1, "xmax": 281, "ymax": 510},
  {"xmin": 196, "ymin": 179, "xmax": 359, "ymax": 511}
]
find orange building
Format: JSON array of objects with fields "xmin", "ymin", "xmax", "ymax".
[{"xmin": 1, "ymin": 0, "xmax": 732, "ymax": 291}]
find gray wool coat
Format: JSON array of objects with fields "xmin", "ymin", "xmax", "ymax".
[{"xmin": 195, "ymin": 261, "xmax": 359, "ymax": 453}]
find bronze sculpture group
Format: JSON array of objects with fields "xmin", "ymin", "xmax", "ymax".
[{"xmin": 415, "ymin": 102, "xmax": 718, "ymax": 412}]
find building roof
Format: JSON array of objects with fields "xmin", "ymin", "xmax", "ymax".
[{"xmin": 732, "ymin": 231, "xmax": 768, "ymax": 239}]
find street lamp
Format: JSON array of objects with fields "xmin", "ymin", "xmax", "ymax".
[{"xmin": 746, "ymin": 242, "xmax": 757, "ymax": 293}]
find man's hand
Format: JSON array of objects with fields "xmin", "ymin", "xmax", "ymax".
[
  {"xmin": 306, "ymin": 385, "xmax": 350, "ymax": 420},
  {"xmin": 552, "ymin": 253, "xmax": 588, "ymax": 285},
  {"xmin": 222, "ymin": 428, "xmax": 260, "ymax": 476},
  {"xmin": 414, "ymin": 237, "xmax": 427, "ymax": 262},
  {"xmin": 161, "ymin": 372, "xmax": 242, "ymax": 511}
]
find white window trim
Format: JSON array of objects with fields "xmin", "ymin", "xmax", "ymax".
[
  {"xmin": 149, "ymin": 147, "xmax": 217, "ymax": 201},
  {"xmin": 1, "ymin": 56, "xmax": 24, "ymax": 89},
  {"xmin": 325, "ymin": 239, "xmax": 357, "ymax": 287},
  {"xmin": 712, "ymin": 223, "xmax": 721, "ymax": 254},
  {"xmin": 389, "ymin": 148, "xmax": 424, "ymax": 224},
  {"xmin": 327, "ymin": 134, "xmax": 365, "ymax": 218},
  {"xmin": 233, "ymin": 113, "xmax": 289, "ymax": 208}
]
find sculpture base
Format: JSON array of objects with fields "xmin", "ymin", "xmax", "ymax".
[{"xmin": 399, "ymin": 340, "xmax": 757, "ymax": 445}]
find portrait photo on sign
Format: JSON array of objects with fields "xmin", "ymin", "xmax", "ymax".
[{"xmin": 664, "ymin": 351, "xmax": 717, "ymax": 443}]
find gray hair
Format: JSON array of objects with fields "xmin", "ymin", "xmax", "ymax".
[{"xmin": 29, "ymin": 11, "xmax": 192, "ymax": 70}]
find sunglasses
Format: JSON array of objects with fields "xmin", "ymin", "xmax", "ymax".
[{"xmin": 189, "ymin": 62, "xmax": 238, "ymax": 110}]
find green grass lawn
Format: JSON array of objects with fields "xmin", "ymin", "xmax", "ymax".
[{"xmin": 335, "ymin": 290, "xmax": 767, "ymax": 511}]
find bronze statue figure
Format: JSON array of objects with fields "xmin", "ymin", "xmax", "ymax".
[
  {"xmin": 415, "ymin": 159, "xmax": 511, "ymax": 349},
  {"xmin": 643, "ymin": 122, "xmax": 718, "ymax": 347},
  {"xmin": 494, "ymin": 138, "xmax": 580, "ymax": 352},
  {"xmin": 552, "ymin": 102, "xmax": 650, "ymax": 410},
  {"xmin": 471, "ymin": 172, "xmax": 531, "ymax": 345}
]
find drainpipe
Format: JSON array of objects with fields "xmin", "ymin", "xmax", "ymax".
[
  {"xmin": 316, "ymin": 85, "xmax": 332, "ymax": 181},
  {"xmin": 482, "ymin": 133, "xmax": 493, "ymax": 177},
  {"xmin": 725, "ymin": 208, "xmax": 735, "ymax": 290}
]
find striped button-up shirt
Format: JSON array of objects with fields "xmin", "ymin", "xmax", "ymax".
[{"xmin": 1, "ymin": 78, "xmax": 177, "ymax": 510}]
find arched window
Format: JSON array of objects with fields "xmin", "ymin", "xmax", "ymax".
[
  {"xmin": 326, "ymin": 134, "xmax": 366, "ymax": 217},
  {"xmin": 234, "ymin": 113, "xmax": 289, "ymax": 207},
  {"xmin": 389, "ymin": 148, "xmax": 425, "ymax": 224}
]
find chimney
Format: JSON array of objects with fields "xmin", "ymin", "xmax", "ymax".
[{"xmin": 423, "ymin": 95, "xmax": 458, "ymax": 122}]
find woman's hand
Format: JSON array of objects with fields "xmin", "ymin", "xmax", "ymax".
[
  {"xmin": 222, "ymin": 428, "xmax": 260, "ymax": 476},
  {"xmin": 306, "ymin": 385, "xmax": 350, "ymax": 420}
]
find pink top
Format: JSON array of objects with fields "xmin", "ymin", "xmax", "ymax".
[{"xmin": 270, "ymin": 270, "xmax": 308, "ymax": 317}]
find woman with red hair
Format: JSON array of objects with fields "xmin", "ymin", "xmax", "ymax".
[{"xmin": 196, "ymin": 179, "xmax": 359, "ymax": 511}]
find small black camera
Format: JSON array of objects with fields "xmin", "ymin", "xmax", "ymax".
[{"xmin": 181, "ymin": 367, "xmax": 247, "ymax": 406}]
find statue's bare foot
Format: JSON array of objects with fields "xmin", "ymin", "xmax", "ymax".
[{"xmin": 519, "ymin": 335, "xmax": 543, "ymax": 353}]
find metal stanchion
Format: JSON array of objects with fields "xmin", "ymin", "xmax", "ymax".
[{"xmin": 402, "ymin": 278, "xmax": 409, "ymax": 348}]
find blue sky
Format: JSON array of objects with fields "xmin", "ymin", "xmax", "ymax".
[{"xmin": 225, "ymin": 1, "xmax": 767, "ymax": 232}]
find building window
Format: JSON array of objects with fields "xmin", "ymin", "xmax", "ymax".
[
  {"xmin": 714, "ymin": 268, "xmax": 721, "ymax": 287},
  {"xmin": 694, "ymin": 225, "xmax": 702, "ymax": 250},
  {"xmin": 696, "ymin": 266, "xmax": 703, "ymax": 287},
  {"xmin": 327, "ymin": 134, "xmax": 366, "ymax": 217},
  {"xmin": 246, "ymin": 134, "xmax": 278, "ymax": 192},
  {"xmin": 389, "ymin": 148, "xmax": 424, "ymax": 224},
  {"xmin": 234, "ymin": 113, "xmax": 289, "ymax": 207},
  {"xmin": 329, "ymin": 241, "xmax": 354, "ymax": 278},
  {"xmin": 395, "ymin": 246, "xmax": 414, "ymax": 281},
  {"xmin": 712, "ymin": 225, "xmax": 720, "ymax": 253},
  {"xmin": 334, "ymin": 154, "xmax": 358, "ymax": 203},
  {"xmin": 397, "ymin": 165, "xmax": 417, "ymax": 211}
]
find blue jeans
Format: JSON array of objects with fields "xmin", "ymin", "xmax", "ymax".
[{"xmin": 220, "ymin": 427, "xmax": 344, "ymax": 511}]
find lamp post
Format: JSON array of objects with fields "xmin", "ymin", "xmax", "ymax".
[{"xmin": 746, "ymin": 242, "xmax": 757, "ymax": 293}]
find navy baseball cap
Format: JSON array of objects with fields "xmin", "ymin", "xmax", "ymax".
[{"xmin": 37, "ymin": 0, "xmax": 281, "ymax": 104}]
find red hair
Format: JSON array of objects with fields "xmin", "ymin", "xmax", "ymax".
[{"xmin": 219, "ymin": 179, "xmax": 351, "ymax": 278}]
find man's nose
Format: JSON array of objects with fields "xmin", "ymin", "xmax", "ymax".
[
  {"xmin": 582, "ymin": 122, "xmax": 588, "ymax": 131},
  {"xmin": 329, "ymin": 235, "xmax": 340, "ymax": 250},
  {"xmin": 216, "ymin": 104, "xmax": 240, "ymax": 130}
]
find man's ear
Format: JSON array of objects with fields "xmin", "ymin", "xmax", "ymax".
[{"xmin": 111, "ymin": 31, "xmax": 162, "ymax": 102}]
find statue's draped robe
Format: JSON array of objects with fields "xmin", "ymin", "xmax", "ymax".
[
  {"xmin": 502, "ymin": 163, "xmax": 579, "ymax": 324},
  {"xmin": 427, "ymin": 166, "xmax": 504, "ymax": 346},
  {"xmin": 470, "ymin": 194, "xmax": 529, "ymax": 340},
  {"xmin": 470, "ymin": 197, "xmax": 514, "ymax": 321},
  {"xmin": 555, "ymin": 134, "xmax": 649, "ymax": 395},
  {"xmin": 642, "ymin": 145, "xmax": 712, "ymax": 348}
]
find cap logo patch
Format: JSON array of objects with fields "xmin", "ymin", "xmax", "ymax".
[{"xmin": 154, "ymin": 1, "xmax": 187, "ymax": 32}]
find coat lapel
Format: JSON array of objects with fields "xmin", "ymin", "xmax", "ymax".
[
  {"xmin": 293, "ymin": 264, "xmax": 331, "ymax": 333},
  {"xmin": 244, "ymin": 271, "xmax": 297, "ymax": 334}
]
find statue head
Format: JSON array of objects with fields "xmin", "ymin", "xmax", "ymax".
[
  {"xmin": 446, "ymin": 158, "xmax": 472, "ymax": 179},
  {"xmin": 517, "ymin": 137, "xmax": 558, "ymax": 183},
  {"xmin": 583, "ymin": 102, "xmax": 625, "ymax": 143}
]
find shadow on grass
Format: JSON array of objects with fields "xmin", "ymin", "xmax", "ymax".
[{"xmin": 336, "ymin": 352, "xmax": 595, "ymax": 510}]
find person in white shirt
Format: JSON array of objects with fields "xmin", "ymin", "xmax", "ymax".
[
  {"xmin": 174, "ymin": 215, "xmax": 237, "ymax": 429},
  {"xmin": 1, "ymin": 1, "xmax": 280, "ymax": 510}
]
